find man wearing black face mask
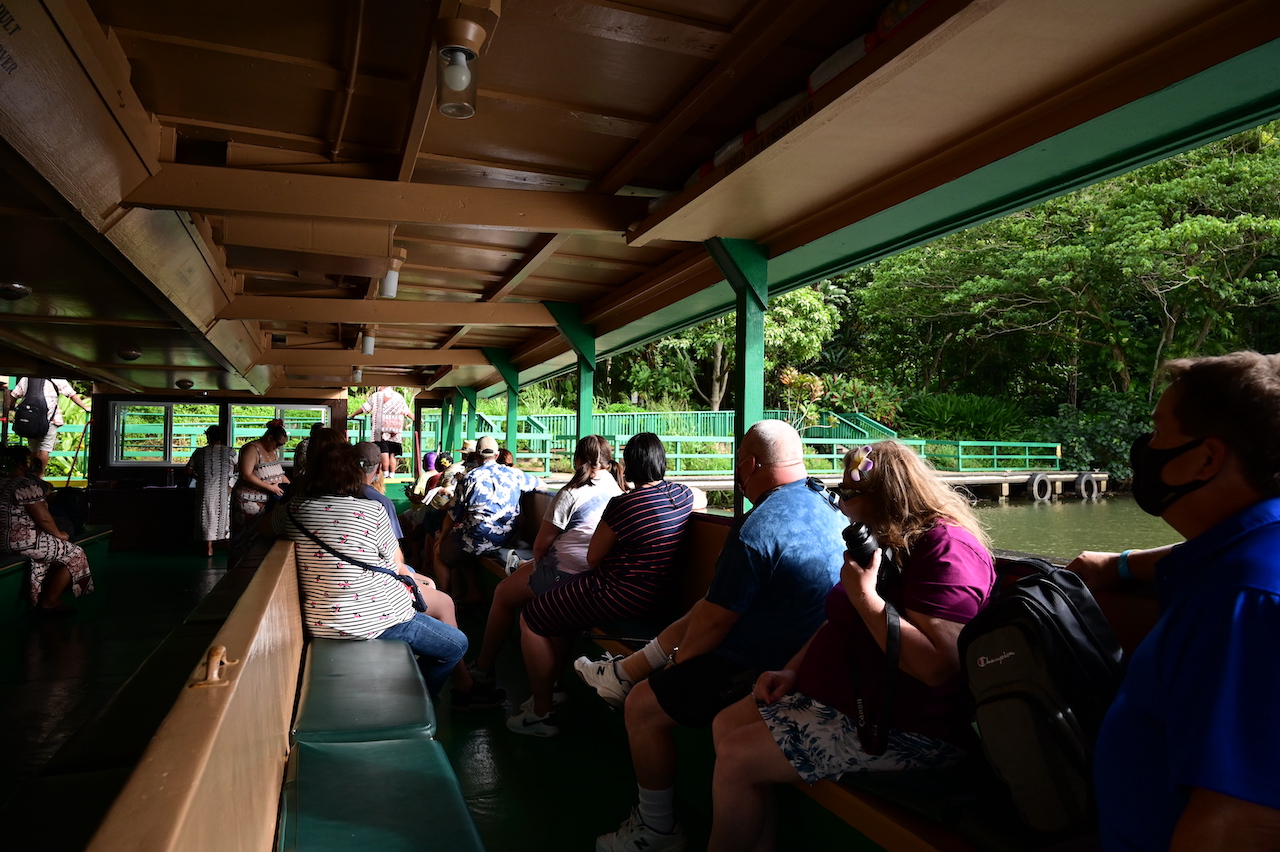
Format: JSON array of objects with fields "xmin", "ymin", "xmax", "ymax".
[{"xmin": 1067, "ymin": 351, "xmax": 1280, "ymax": 851}]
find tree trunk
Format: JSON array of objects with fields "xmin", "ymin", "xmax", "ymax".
[{"xmin": 708, "ymin": 341, "xmax": 726, "ymax": 411}]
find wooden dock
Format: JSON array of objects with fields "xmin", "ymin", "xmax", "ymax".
[{"xmin": 656, "ymin": 470, "xmax": 1109, "ymax": 501}]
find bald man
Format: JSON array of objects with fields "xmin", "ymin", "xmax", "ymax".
[{"xmin": 588, "ymin": 420, "xmax": 847, "ymax": 852}]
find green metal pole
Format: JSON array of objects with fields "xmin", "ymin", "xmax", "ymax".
[
  {"xmin": 449, "ymin": 391, "xmax": 464, "ymax": 452},
  {"xmin": 459, "ymin": 387, "xmax": 478, "ymax": 443},
  {"xmin": 545, "ymin": 302, "xmax": 596, "ymax": 444},
  {"xmin": 706, "ymin": 237, "xmax": 768, "ymax": 515},
  {"xmin": 483, "ymin": 348, "xmax": 522, "ymax": 454}
]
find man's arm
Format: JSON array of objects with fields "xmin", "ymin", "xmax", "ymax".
[
  {"xmin": 1171, "ymin": 788, "xmax": 1280, "ymax": 851},
  {"xmin": 673, "ymin": 598, "xmax": 741, "ymax": 663}
]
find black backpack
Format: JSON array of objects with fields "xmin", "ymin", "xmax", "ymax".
[
  {"xmin": 13, "ymin": 377, "xmax": 52, "ymax": 440},
  {"xmin": 957, "ymin": 558, "xmax": 1125, "ymax": 833}
]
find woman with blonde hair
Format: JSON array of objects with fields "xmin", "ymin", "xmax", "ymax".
[{"xmin": 706, "ymin": 440, "xmax": 995, "ymax": 852}]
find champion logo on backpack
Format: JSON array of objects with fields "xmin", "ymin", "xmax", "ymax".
[{"xmin": 976, "ymin": 651, "xmax": 1015, "ymax": 667}]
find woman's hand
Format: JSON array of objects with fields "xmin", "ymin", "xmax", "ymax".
[
  {"xmin": 752, "ymin": 669, "xmax": 796, "ymax": 705},
  {"xmin": 841, "ymin": 547, "xmax": 883, "ymax": 610}
]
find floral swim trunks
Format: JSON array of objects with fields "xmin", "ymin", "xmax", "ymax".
[{"xmin": 757, "ymin": 692, "xmax": 965, "ymax": 784}]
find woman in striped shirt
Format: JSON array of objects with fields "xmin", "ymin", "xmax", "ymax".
[
  {"xmin": 276, "ymin": 441, "xmax": 467, "ymax": 698},
  {"xmin": 508, "ymin": 433, "xmax": 696, "ymax": 736}
]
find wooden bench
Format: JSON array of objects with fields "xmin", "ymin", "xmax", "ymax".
[{"xmin": 85, "ymin": 539, "xmax": 485, "ymax": 852}]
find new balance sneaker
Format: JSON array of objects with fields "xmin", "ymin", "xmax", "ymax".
[
  {"xmin": 573, "ymin": 653, "xmax": 631, "ymax": 709},
  {"xmin": 505, "ymin": 707, "xmax": 560, "ymax": 738},
  {"xmin": 451, "ymin": 681, "xmax": 506, "ymax": 711},
  {"xmin": 595, "ymin": 808, "xmax": 687, "ymax": 852}
]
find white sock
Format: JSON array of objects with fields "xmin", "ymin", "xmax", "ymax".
[
  {"xmin": 640, "ymin": 638, "xmax": 669, "ymax": 673},
  {"xmin": 636, "ymin": 785, "xmax": 676, "ymax": 834}
]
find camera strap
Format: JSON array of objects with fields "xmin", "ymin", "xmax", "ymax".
[{"xmin": 849, "ymin": 600, "xmax": 901, "ymax": 756}]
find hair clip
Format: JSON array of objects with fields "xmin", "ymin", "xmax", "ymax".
[{"xmin": 848, "ymin": 445, "xmax": 874, "ymax": 482}]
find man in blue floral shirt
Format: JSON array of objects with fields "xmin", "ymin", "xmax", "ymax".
[{"xmin": 437, "ymin": 435, "xmax": 542, "ymax": 602}]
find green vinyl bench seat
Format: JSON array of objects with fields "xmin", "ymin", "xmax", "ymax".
[
  {"xmin": 292, "ymin": 637, "xmax": 438, "ymax": 744},
  {"xmin": 278, "ymin": 738, "xmax": 485, "ymax": 852}
]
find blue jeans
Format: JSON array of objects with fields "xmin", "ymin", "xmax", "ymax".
[{"xmin": 377, "ymin": 613, "xmax": 468, "ymax": 698}]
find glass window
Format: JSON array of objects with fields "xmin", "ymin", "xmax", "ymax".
[{"xmin": 114, "ymin": 404, "xmax": 169, "ymax": 464}]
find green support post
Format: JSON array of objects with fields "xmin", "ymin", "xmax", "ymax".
[
  {"xmin": 706, "ymin": 237, "xmax": 768, "ymax": 515},
  {"xmin": 448, "ymin": 391, "xmax": 465, "ymax": 452},
  {"xmin": 545, "ymin": 302, "xmax": 597, "ymax": 443},
  {"xmin": 459, "ymin": 387, "xmax": 478, "ymax": 443},
  {"xmin": 483, "ymin": 348, "xmax": 522, "ymax": 454}
]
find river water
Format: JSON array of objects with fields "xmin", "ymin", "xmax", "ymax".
[{"xmin": 975, "ymin": 494, "xmax": 1179, "ymax": 560}]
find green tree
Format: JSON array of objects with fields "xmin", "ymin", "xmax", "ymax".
[{"xmin": 639, "ymin": 286, "xmax": 840, "ymax": 410}]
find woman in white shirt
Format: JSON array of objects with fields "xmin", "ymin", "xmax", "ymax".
[{"xmin": 467, "ymin": 435, "xmax": 624, "ymax": 686}]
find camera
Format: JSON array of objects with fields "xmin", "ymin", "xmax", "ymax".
[{"xmin": 842, "ymin": 521, "xmax": 880, "ymax": 567}]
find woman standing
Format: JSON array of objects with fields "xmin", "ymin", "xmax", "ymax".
[
  {"xmin": 706, "ymin": 441, "xmax": 996, "ymax": 852},
  {"xmin": 233, "ymin": 419, "xmax": 290, "ymax": 524},
  {"xmin": 0, "ymin": 446, "xmax": 93, "ymax": 613},
  {"xmin": 187, "ymin": 425, "xmax": 237, "ymax": 556}
]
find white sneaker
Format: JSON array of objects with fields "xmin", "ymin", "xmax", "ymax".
[
  {"xmin": 519, "ymin": 691, "xmax": 567, "ymax": 715},
  {"xmin": 506, "ymin": 707, "xmax": 560, "ymax": 738},
  {"xmin": 595, "ymin": 808, "xmax": 687, "ymax": 852},
  {"xmin": 573, "ymin": 654, "xmax": 632, "ymax": 709}
]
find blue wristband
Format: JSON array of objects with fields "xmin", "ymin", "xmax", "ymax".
[{"xmin": 1117, "ymin": 549, "xmax": 1134, "ymax": 582}]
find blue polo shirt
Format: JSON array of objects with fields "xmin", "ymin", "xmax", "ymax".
[
  {"xmin": 1095, "ymin": 496, "xmax": 1280, "ymax": 851},
  {"xmin": 361, "ymin": 485, "xmax": 403, "ymax": 540},
  {"xmin": 705, "ymin": 478, "xmax": 845, "ymax": 672}
]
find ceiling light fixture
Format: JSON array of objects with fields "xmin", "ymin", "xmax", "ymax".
[
  {"xmin": 175, "ymin": 379, "xmax": 195, "ymax": 390},
  {"xmin": 352, "ymin": 367, "xmax": 363, "ymax": 384},
  {"xmin": 361, "ymin": 333, "xmax": 376, "ymax": 356},
  {"xmin": 0, "ymin": 281, "xmax": 31, "ymax": 301},
  {"xmin": 435, "ymin": 17, "xmax": 487, "ymax": 119},
  {"xmin": 117, "ymin": 347, "xmax": 142, "ymax": 361},
  {"xmin": 379, "ymin": 268, "xmax": 399, "ymax": 299}
]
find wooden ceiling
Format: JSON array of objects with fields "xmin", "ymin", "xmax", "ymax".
[{"xmin": 1, "ymin": 0, "xmax": 1278, "ymax": 398}]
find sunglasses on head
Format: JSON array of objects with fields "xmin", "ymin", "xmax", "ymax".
[{"xmin": 826, "ymin": 485, "xmax": 875, "ymax": 502}]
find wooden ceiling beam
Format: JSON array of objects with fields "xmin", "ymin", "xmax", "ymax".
[
  {"xmin": 123, "ymin": 164, "xmax": 649, "ymax": 233},
  {"xmin": 260, "ymin": 349, "xmax": 489, "ymax": 366},
  {"xmin": 113, "ymin": 27, "xmax": 410, "ymax": 101},
  {"xmin": 483, "ymin": 233, "xmax": 573, "ymax": 301},
  {"xmin": 555, "ymin": 0, "xmax": 731, "ymax": 60},
  {"xmin": 593, "ymin": 0, "xmax": 830, "ymax": 194},
  {"xmin": 154, "ymin": 114, "xmax": 397, "ymax": 158},
  {"xmin": 218, "ymin": 296, "xmax": 556, "ymax": 325}
]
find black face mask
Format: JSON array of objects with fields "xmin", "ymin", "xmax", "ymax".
[{"xmin": 1129, "ymin": 432, "xmax": 1210, "ymax": 516}]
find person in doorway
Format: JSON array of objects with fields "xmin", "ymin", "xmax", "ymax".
[
  {"xmin": 186, "ymin": 425, "xmax": 237, "ymax": 557},
  {"xmin": 9, "ymin": 377, "xmax": 91, "ymax": 470},
  {"xmin": 0, "ymin": 446, "xmax": 93, "ymax": 614},
  {"xmin": 233, "ymin": 420, "xmax": 290, "ymax": 525},
  {"xmin": 357, "ymin": 386, "xmax": 412, "ymax": 475},
  {"xmin": 705, "ymin": 441, "xmax": 995, "ymax": 852},
  {"xmin": 585, "ymin": 420, "xmax": 846, "ymax": 852},
  {"xmin": 1066, "ymin": 351, "xmax": 1280, "ymax": 851}
]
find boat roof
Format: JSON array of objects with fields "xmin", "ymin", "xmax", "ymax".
[{"xmin": 1, "ymin": 0, "xmax": 1278, "ymax": 398}]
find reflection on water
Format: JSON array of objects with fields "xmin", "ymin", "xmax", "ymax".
[{"xmin": 976, "ymin": 495, "xmax": 1180, "ymax": 560}]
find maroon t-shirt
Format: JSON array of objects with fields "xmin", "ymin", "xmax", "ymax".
[{"xmin": 793, "ymin": 521, "xmax": 995, "ymax": 745}]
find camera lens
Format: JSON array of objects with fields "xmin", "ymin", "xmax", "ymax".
[{"xmin": 842, "ymin": 522, "xmax": 879, "ymax": 567}]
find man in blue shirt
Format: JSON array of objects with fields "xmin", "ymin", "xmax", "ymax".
[
  {"xmin": 1071, "ymin": 351, "xmax": 1280, "ymax": 850},
  {"xmin": 590, "ymin": 420, "xmax": 846, "ymax": 852},
  {"xmin": 438, "ymin": 435, "xmax": 542, "ymax": 602}
]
